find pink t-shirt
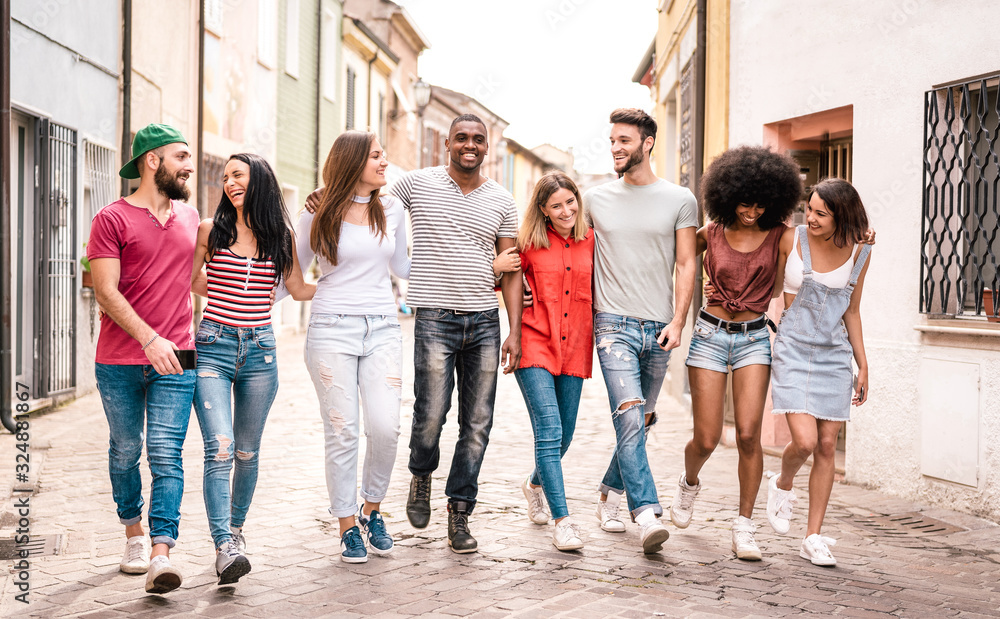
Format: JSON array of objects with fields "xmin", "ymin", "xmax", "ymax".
[{"xmin": 88, "ymin": 198, "xmax": 200, "ymax": 364}]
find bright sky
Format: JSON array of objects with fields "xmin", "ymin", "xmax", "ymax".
[{"xmin": 397, "ymin": 0, "xmax": 659, "ymax": 175}]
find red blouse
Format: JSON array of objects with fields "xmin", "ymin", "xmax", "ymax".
[{"xmin": 518, "ymin": 227, "xmax": 595, "ymax": 378}]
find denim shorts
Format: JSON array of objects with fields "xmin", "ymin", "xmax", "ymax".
[{"xmin": 685, "ymin": 315, "xmax": 772, "ymax": 373}]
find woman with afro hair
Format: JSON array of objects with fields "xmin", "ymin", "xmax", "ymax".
[{"xmin": 667, "ymin": 145, "xmax": 802, "ymax": 561}]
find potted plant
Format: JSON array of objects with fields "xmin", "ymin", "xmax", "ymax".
[
  {"xmin": 81, "ymin": 243, "xmax": 93, "ymax": 288},
  {"xmin": 983, "ymin": 288, "xmax": 999, "ymax": 323}
]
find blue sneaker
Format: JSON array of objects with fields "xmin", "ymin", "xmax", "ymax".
[
  {"xmin": 359, "ymin": 509, "xmax": 394, "ymax": 555},
  {"xmin": 340, "ymin": 526, "xmax": 368, "ymax": 563}
]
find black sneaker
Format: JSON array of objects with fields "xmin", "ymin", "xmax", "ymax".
[
  {"xmin": 407, "ymin": 474, "xmax": 432, "ymax": 528},
  {"xmin": 447, "ymin": 501, "xmax": 477, "ymax": 554}
]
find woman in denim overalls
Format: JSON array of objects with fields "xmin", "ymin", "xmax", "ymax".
[{"xmin": 766, "ymin": 179, "xmax": 873, "ymax": 567}]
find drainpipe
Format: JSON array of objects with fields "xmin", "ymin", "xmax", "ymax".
[
  {"xmin": 693, "ymin": 0, "xmax": 707, "ymax": 311},
  {"xmin": 120, "ymin": 0, "xmax": 131, "ymax": 198},
  {"xmin": 2, "ymin": 0, "xmax": 15, "ymax": 432},
  {"xmin": 197, "ymin": 0, "xmax": 205, "ymax": 215},
  {"xmin": 367, "ymin": 52, "xmax": 376, "ymax": 130},
  {"xmin": 314, "ymin": 1, "xmax": 322, "ymax": 188}
]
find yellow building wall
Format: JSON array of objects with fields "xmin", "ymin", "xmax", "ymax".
[{"xmin": 704, "ymin": 0, "xmax": 729, "ymax": 164}]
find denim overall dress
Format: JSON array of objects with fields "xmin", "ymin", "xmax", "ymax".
[{"xmin": 771, "ymin": 226, "xmax": 871, "ymax": 421}]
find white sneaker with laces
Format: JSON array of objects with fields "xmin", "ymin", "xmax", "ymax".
[
  {"xmin": 766, "ymin": 474, "xmax": 797, "ymax": 535},
  {"xmin": 636, "ymin": 510, "xmax": 670, "ymax": 554},
  {"xmin": 521, "ymin": 477, "xmax": 550, "ymax": 525},
  {"xmin": 552, "ymin": 518, "xmax": 584, "ymax": 551},
  {"xmin": 669, "ymin": 473, "xmax": 701, "ymax": 529},
  {"xmin": 595, "ymin": 492, "xmax": 626, "ymax": 533},
  {"xmin": 800, "ymin": 534, "xmax": 837, "ymax": 566},
  {"xmin": 120, "ymin": 535, "xmax": 150, "ymax": 574},
  {"xmin": 731, "ymin": 516, "xmax": 762, "ymax": 561},
  {"xmin": 144, "ymin": 555, "xmax": 183, "ymax": 594}
]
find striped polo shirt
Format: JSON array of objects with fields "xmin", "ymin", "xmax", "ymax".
[
  {"xmin": 203, "ymin": 247, "xmax": 276, "ymax": 327},
  {"xmin": 390, "ymin": 166, "xmax": 517, "ymax": 311}
]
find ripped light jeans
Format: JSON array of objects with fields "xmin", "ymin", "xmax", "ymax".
[
  {"xmin": 305, "ymin": 314, "xmax": 402, "ymax": 518},
  {"xmin": 194, "ymin": 319, "xmax": 278, "ymax": 549},
  {"xmin": 594, "ymin": 312, "xmax": 669, "ymax": 518}
]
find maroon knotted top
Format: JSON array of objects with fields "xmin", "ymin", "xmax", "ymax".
[{"xmin": 704, "ymin": 222, "xmax": 786, "ymax": 315}]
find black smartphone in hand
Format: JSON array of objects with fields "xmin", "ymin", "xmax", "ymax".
[{"xmin": 174, "ymin": 349, "xmax": 197, "ymax": 370}]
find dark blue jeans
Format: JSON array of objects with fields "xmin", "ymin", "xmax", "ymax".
[
  {"xmin": 95, "ymin": 363, "xmax": 195, "ymax": 547},
  {"xmin": 409, "ymin": 308, "xmax": 500, "ymax": 509},
  {"xmin": 515, "ymin": 367, "xmax": 583, "ymax": 520}
]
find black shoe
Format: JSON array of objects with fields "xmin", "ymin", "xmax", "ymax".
[
  {"xmin": 447, "ymin": 501, "xmax": 478, "ymax": 554},
  {"xmin": 406, "ymin": 474, "xmax": 432, "ymax": 529}
]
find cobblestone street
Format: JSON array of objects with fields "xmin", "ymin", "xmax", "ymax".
[{"xmin": 1, "ymin": 318, "xmax": 999, "ymax": 618}]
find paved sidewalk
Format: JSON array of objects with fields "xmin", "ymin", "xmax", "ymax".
[{"xmin": 1, "ymin": 319, "xmax": 999, "ymax": 618}]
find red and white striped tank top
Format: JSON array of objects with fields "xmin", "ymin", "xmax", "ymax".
[{"xmin": 203, "ymin": 247, "xmax": 277, "ymax": 327}]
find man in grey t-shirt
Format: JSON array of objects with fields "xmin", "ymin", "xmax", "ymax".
[{"xmin": 585, "ymin": 108, "xmax": 697, "ymax": 555}]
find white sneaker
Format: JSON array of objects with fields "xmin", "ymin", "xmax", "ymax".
[
  {"xmin": 144, "ymin": 555, "xmax": 183, "ymax": 594},
  {"xmin": 766, "ymin": 474, "xmax": 797, "ymax": 535},
  {"xmin": 120, "ymin": 535, "xmax": 150, "ymax": 574},
  {"xmin": 552, "ymin": 518, "xmax": 584, "ymax": 551},
  {"xmin": 731, "ymin": 516, "xmax": 762, "ymax": 561},
  {"xmin": 521, "ymin": 477, "xmax": 550, "ymax": 525},
  {"xmin": 595, "ymin": 493, "xmax": 626, "ymax": 532},
  {"xmin": 230, "ymin": 526, "xmax": 247, "ymax": 554},
  {"xmin": 636, "ymin": 511, "xmax": 670, "ymax": 554},
  {"xmin": 800, "ymin": 534, "xmax": 837, "ymax": 566},
  {"xmin": 669, "ymin": 474, "xmax": 701, "ymax": 529}
]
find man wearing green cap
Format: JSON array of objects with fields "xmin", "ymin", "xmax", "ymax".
[{"xmin": 87, "ymin": 123, "xmax": 200, "ymax": 594}]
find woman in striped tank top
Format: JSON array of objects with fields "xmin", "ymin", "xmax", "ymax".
[{"xmin": 190, "ymin": 153, "xmax": 315, "ymax": 584}]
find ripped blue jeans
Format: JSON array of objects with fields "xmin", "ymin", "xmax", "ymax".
[
  {"xmin": 594, "ymin": 312, "xmax": 670, "ymax": 518},
  {"xmin": 194, "ymin": 319, "xmax": 278, "ymax": 548}
]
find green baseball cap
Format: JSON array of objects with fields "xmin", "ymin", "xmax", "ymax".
[{"xmin": 119, "ymin": 123, "xmax": 189, "ymax": 179}]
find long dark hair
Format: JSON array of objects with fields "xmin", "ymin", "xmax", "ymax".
[
  {"xmin": 208, "ymin": 153, "xmax": 294, "ymax": 282},
  {"xmin": 810, "ymin": 178, "xmax": 869, "ymax": 248},
  {"xmin": 311, "ymin": 130, "xmax": 387, "ymax": 265}
]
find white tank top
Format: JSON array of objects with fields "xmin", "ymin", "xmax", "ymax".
[{"xmin": 783, "ymin": 231, "xmax": 858, "ymax": 294}]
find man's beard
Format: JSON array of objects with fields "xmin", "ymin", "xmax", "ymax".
[
  {"xmin": 155, "ymin": 163, "xmax": 191, "ymax": 201},
  {"xmin": 614, "ymin": 148, "xmax": 645, "ymax": 175}
]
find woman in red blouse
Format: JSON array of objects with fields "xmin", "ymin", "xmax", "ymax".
[{"xmin": 513, "ymin": 171, "xmax": 594, "ymax": 552}]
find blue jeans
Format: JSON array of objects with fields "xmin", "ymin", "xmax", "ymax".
[
  {"xmin": 305, "ymin": 314, "xmax": 402, "ymax": 518},
  {"xmin": 409, "ymin": 308, "xmax": 501, "ymax": 509},
  {"xmin": 94, "ymin": 363, "xmax": 195, "ymax": 548},
  {"xmin": 594, "ymin": 312, "xmax": 670, "ymax": 518},
  {"xmin": 194, "ymin": 320, "xmax": 279, "ymax": 548},
  {"xmin": 515, "ymin": 367, "xmax": 583, "ymax": 520}
]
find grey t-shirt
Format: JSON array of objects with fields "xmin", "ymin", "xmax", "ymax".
[{"xmin": 584, "ymin": 178, "xmax": 698, "ymax": 323}]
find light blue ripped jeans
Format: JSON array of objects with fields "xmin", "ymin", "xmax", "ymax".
[
  {"xmin": 194, "ymin": 319, "xmax": 278, "ymax": 549},
  {"xmin": 305, "ymin": 314, "xmax": 403, "ymax": 518},
  {"xmin": 594, "ymin": 312, "xmax": 670, "ymax": 518}
]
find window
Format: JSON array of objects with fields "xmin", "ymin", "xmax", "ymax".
[
  {"xmin": 346, "ymin": 67, "xmax": 356, "ymax": 130},
  {"xmin": 284, "ymin": 0, "xmax": 300, "ymax": 78},
  {"xmin": 378, "ymin": 92, "xmax": 386, "ymax": 142},
  {"xmin": 205, "ymin": 0, "xmax": 223, "ymax": 35},
  {"xmin": 257, "ymin": 0, "xmax": 277, "ymax": 68},
  {"xmin": 321, "ymin": 8, "xmax": 337, "ymax": 101},
  {"xmin": 920, "ymin": 74, "xmax": 1000, "ymax": 319}
]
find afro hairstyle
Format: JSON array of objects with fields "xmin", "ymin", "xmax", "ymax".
[{"xmin": 700, "ymin": 145, "xmax": 803, "ymax": 230}]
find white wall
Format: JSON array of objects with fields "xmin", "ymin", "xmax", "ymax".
[{"xmin": 729, "ymin": 0, "xmax": 1000, "ymax": 520}]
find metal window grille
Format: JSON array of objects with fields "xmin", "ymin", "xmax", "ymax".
[
  {"xmin": 346, "ymin": 67, "xmax": 356, "ymax": 130},
  {"xmin": 820, "ymin": 137, "xmax": 852, "ymax": 183},
  {"xmin": 679, "ymin": 59, "xmax": 693, "ymax": 189},
  {"xmin": 38, "ymin": 120, "xmax": 78, "ymax": 395},
  {"xmin": 83, "ymin": 140, "xmax": 116, "ymax": 218},
  {"xmin": 920, "ymin": 74, "xmax": 1000, "ymax": 318},
  {"xmin": 200, "ymin": 153, "xmax": 227, "ymax": 218}
]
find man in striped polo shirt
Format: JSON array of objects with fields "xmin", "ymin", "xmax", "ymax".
[{"xmin": 393, "ymin": 114, "xmax": 523, "ymax": 554}]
